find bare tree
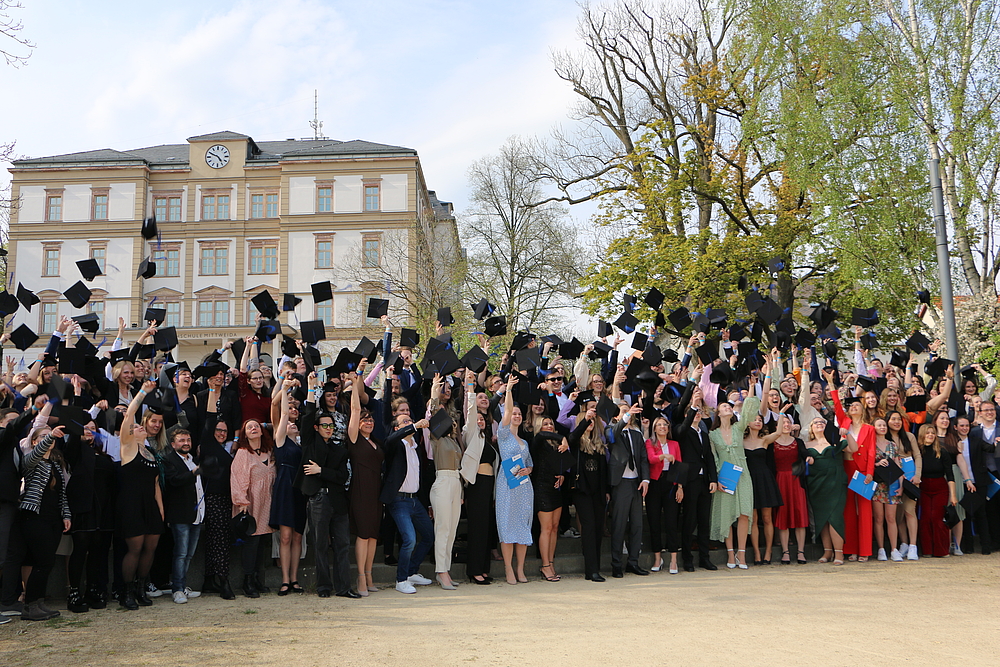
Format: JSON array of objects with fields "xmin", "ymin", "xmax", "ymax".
[{"xmin": 0, "ymin": 1, "xmax": 32, "ymax": 68}]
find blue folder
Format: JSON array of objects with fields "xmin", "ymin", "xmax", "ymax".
[
  {"xmin": 717, "ymin": 461, "xmax": 743, "ymax": 495},
  {"xmin": 848, "ymin": 470, "xmax": 876, "ymax": 500}
]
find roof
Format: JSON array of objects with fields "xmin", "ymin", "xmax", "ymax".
[{"xmin": 12, "ymin": 132, "xmax": 417, "ymax": 169}]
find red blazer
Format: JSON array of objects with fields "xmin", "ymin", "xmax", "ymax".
[{"xmin": 645, "ymin": 438, "xmax": 680, "ymax": 481}]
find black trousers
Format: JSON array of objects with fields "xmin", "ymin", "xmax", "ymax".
[
  {"xmin": 2, "ymin": 510, "xmax": 62, "ymax": 604},
  {"xmin": 680, "ymin": 475, "xmax": 712, "ymax": 566},
  {"xmin": 610, "ymin": 479, "xmax": 643, "ymax": 568},
  {"xmin": 646, "ymin": 477, "xmax": 681, "ymax": 553},
  {"xmin": 464, "ymin": 473, "xmax": 494, "ymax": 579},
  {"xmin": 987, "ymin": 493, "xmax": 1000, "ymax": 552},
  {"xmin": 960, "ymin": 491, "xmax": 992, "ymax": 553},
  {"xmin": 308, "ymin": 492, "xmax": 351, "ymax": 594},
  {"xmin": 573, "ymin": 490, "xmax": 606, "ymax": 575},
  {"xmin": 68, "ymin": 530, "xmax": 112, "ymax": 591}
]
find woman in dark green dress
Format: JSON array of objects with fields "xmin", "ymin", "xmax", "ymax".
[{"xmin": 803, "ymin": 417, "xmax": 852, "ymax": 566}]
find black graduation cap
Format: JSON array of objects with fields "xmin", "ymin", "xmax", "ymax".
[
  {"xmin": 57, "ymin": 346, "xmax": 85, "ymax": 375},
  {"xmin": 808, "ymin": 304, "xmax": 838, "ymax": 331},
  {"xmin": 153, "ymin": 326, "xmax": 178, "ymax": 351},
  {"xmin": 772, "ymin": 329, "xmax": 792, "ymax": 352},
  {"xmin": 367, "ymin": 298, "xmax": 389, "ymax": 319},
  {"xmin": 589, "ymin": 341, "xmax": 612, "ymax": 360},
  {"xmin": 144, "ymin": 306, "xmax": 166, "ymax": 325},
  {"xmin": 944, "ymin": 505, "xmax": 961, "ymax": 529},
  {"xmin": 644, "ymin": 287, "xmax": 664, "ymax": 311},
  {"xmin": 817, "ymin": 323, "xmax": 841, "ymax": 340},
  {"xmin": 729, "ymin": 323, "xmax": 748, "ymax": 341},
  {"xmin": 856, "ymin": 375, "xmax": 887, "ymax": 396},
  {"xmin": 574, "ymin": 390, "xmax": 596, "ymax": 406},
  {"xmin": 667, "ymin": 307, "xmax": 692, "ymax": 331},
  {"xmin": 541, "ymin": 334, "xmax": 564, "ymax": 346},
  {"xmin": 300, "ymin": 320, "xmax": 327, "ymax": 345},
  {"xmin": 851, "ymin": 307, "xmax": 879, "ymax": 327},
  {"xmin": 755, "ymin": 296, "xmax": 782, "ymax": 325},
  {"xmin": 889, "ymin": 349, "xmax": 909, "ymax": 370},
  {"xmin": 76, "ymin": 258, "xmax": 103, "ymax": 282},
  {"xmin": 136, "ymin": 343, "xmax": 157, "ymax": 360},
  {"xmin": 461, "ymin": 345, "xmax": 490, "ymax": 373},
  {"xmin": 383, "ymin": 350, "xmax": 405, "ymax": 374},
  {"xmin": 662, "ymin": 348, "xmax": 679, "ymax": 364},
  {"xmin": 745, "ymin": 290, "xmax": 764, "ymax": 314},
  {"xmin": 54, "ymin": 405, "xmax": 91, "ymax": 437},
  {"xmin": 47, "ymin": 373, "xmax": 68, "ymax": 400},
  {"xmin": 141, "ymin": 215, "xmax": 158, "ymax": 240},
  {"xmin": 109, "ymin": 348, "xmax": 130, "ymax": 365},
  {"xmin": 437, "ymin": 307, "xmax": 454, "ymax": 326},
  {"xmin": 9, "ymin": 324, "xmax": 38, "ymax": 351},
  {"xmin": 193, "ymin": 360, "xmax": 229, "ymax": 379},
  {"xmin": 330, "ymin": 348, "xmax": 363, "ymax": 375},
  {"xmin": 354, "ymin": 336, "xmax": 378, "ymax": 364},
  {"xmin": 873, "ymin": 457, "xmax": 904, "ymax": 485},
  {"xmin": 509, "ymin": 331, "xmax": 534, "ymax": 351},
  {"xmin": 654, "ymin": 311, "xmax": 667, "ymax": 329},
  {"xmin": 623, "ymin": 293, "xmax": 637, "ymax": 314},
  {"xmin": 960, "ymin": 365, "xmax": 979, "ymax": 381},
  {"xmin": 695, "ymin": 343, "xmax": 718, "ymax": 366},
  {"xmin": 483, "ymin": 315, "xmax": 507, "ymax": 337},
  {"xmin": 428, "ymin": 409, "xmax": 454, "ymax": 438},
  {"xmin": 516, "ymin": 371, "xmax": 543, "ymax": 406},
  {"xmin": 664, "ymin": 461, "xmax": 691, "ymax": 485},
  {"xmin": 472, "ymin": 298, "xmax": 495, "ymax": 320},
  {"xmin": 917, "ymin": 290, "xmax": 931, "ymax": 305},
  {"xmin": 136, "ymin": 257, "xmax": 156, "ymax": 279},
  {"xmin": 71, "ymin": 312, "xmax": 100, "ymax": 334},
  {"xmin": 860, "ymin": 332, "xmax": 878, "ymax": 350},
  {"xmin": 251, "ymin": 291, "xmax": 280, "ymax": 320},
  {"xmin": 823, "ymin": 339, "xmax": 839, "ymax": 360},
  {"xmin": 643, "ymin": 344, "xmax": 663, "ymax": 367},
  {"xmin": 425, "ymin": 335, "xmax": 451, "ymax": 358},
  {"xmin": 795, "ymin": 328, "xmax": 817, "ymax": 349},
  {"xmin": 254, "ymin": 319, "xmax": 281, "ymax": 343},
  {"xmin": 843, "ymin": 395, "xmax": 862, "ymax": 408},
  {"xmin": 631, "ymin": 331, "xmax": 648, "ymax": 351},
  {"xmin": 692, "ymin": 313, "xmax": 710, "ymax": 334},
  {"xmin": 905, "ymin": 331, "xmax": 931, "ymax": 353},
  {"xmin": 710, "ymin": 360, "xmax": 736, "ymax": 385},
  {"xmin": 399, "ymin": 328, "xmax": 420, "ymax": 349},
  {"xmin": 767, "ymin": 257, "xmax": 785, "ymax": 276},
  {"xmin": 311, "ymin": 281, "xmax": 333, "ymax": 303},
  {"xmin": 925, "ymin": 357, "xmax": 953, "ymax": 379},
  {"xmin": 959, "ymin": 489, "xmax": 986, "ymax": 514},
  {"xmin": 597, "ymin": 320, "xmax": 613, "ymax": 338},
  {"xmin": 429, "ymin": 348, "xmax": 462, "ymax": 376},
  {"xmin": 282, "ymin": 293, "xmax": 302, "ymax": 311},
  {"xmin": 706, "ymin": 308, "xmax": 727, "ymax": 329},
  {"xmin": 301, "ymin": 346, "xmax": 321, "ymax": 372},
  {"xmin": 280, "ymin": 335, "xmax": 299, "ymax": 358},
  {"xmin": 904, "ymin": 394, "xmax": 927, "ymax": 412},
  {"xmin": 63, "ymin": 281, "xmax": 92, "ymax": 309},
  {"xmin": 16, "ymin": 283, "xmax": 39, "ymax": 311},
  {"xmin": 558, "ymin": 337, "xmax": 585, "ymax": 360},
  {"xmin": 515, "ymin": 346, "xmax": 542, "ymax": 371},
  {"xmin": 902, "ymin": 478, "xmax": 921, "ymax": 500}
]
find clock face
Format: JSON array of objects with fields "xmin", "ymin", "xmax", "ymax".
[{"xmin": 205, "ymin": 144, "xmax": 230, "ymax": 169}]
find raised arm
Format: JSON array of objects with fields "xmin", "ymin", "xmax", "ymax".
[
  {"xmin": 275, "ymin": 379, "xmax": 294, "ymax": 445},
  {"xmin": 238, "ymin": 335, "xmax": 254, "ymax": 373},
  {"xmin": 501, "ymin": 374, "xmax": 518, "ymax": 427},
  {"xmin": 926, "ymin": 364, "xmax": 954, "ymax": 413},
  {"xmin": 347, "ymin": 365, "xmax": 364, "ymax": 443}
]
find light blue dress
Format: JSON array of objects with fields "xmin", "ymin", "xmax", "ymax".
[{"xmin": 495, "ymin": 426, "xmax": 534, "ymax": 545}]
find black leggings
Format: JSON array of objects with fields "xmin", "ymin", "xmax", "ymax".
[
  {"xmin": 573, "ymin": 490, "xmax": 607, "ymax": 575},
  {"xmin": 646, "ymin": 477, "xmax": 681, "ymax": 553},
  {"xmin": 464, "ymin": 473, "xmax": 494, "ymax": 579},
  {"xmin": 5, "ymin": 511, "xmax": 63, "ymax": 604},
  {"xmin": 122, "ymin": 534, "xmax": 159, "ymax": 584},
  {"xmin": 241, "ymin": 535, "xmax": 267, "ymax": 576},
  {"xmin": 68, "ymin": 530, "xmax": 112, "ymax": 591}
]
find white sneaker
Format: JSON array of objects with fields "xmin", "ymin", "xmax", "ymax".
[
  {"xmin": 172, "ymin": 590, "xmax": 187, "ymax": 604},
  {"xmin": 899, "ymin": 542, "xmax": 909, "ymax": 554},
  {"xmin": 146, "ymin": 583, "xmax": 164, "ymax": 598},
  {"xmin": 907, "ymin": 545, "xmax": 919, "ymax": 560},
  {"xmin": 952, "ymin": 544, "xmax": 964, "ymax": 556},
  {"xmin": 395, "ymin": 581, "xmax": 416, "ymax": 594},
  {"xmin": 890, "ymin": 549, "xmax": 903, "ymax": 562},
  {"xmin": 183, "ymin": 587, "xmax": 201, "ymax": 599},
  {"xmin": 562, "ymin": 528, "xmax": 581, "ymax": 539},
  {"xmin": 407, "ymin": 573, "xmax": 433, "ymax": 586},
  {"xmin": 877, "ymin": 548, "xmax": 888, "ymax": 561}
]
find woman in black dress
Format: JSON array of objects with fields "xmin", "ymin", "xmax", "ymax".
[
  {"xmin": 347, "ymin": 365, "xmax": 384, "ymax": 597},
  {"xmin": 270, "ymin": 380, "xmax": 307, "ymax": 595},
  {"xmin": 531, "ymin": 416, "xmax": 569, "ymax": 582},
  {"xmin": 742, "ymin": 411, "xmax": 782, "ymax": 564}
]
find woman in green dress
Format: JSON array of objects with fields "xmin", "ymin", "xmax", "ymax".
[{"xmin": 803, "ymin": 417, "xmax": 853, "ymax": 565}]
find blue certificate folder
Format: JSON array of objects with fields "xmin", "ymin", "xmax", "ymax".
[
  {"xmin": 987, "ymin": 474, "xmax": 1000, "ymax": 501},
  {"xmin": 900, "ymin": 457, "xmax": 917, "ymax": 480},
  {"xmin": 849, "ymin": 470, "xmax": 877, "ymax": 500},
  {"xmin": 717, "ymin": 461, "xmax": 743, "ymax": 495},
  {"xmin": 503, "ymin": 455, "xmax": 530, "ymax": 490}
]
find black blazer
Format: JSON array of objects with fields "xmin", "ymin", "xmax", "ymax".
[
  {"xmin": 162, "ymin": 449, "xmax": 200, "ymax": 525},
  {"xmin": 677, "ymin": 406, "xmax": 718, "ymax": 487},
  {"xmin": 965, "ymin": 427, "xmax": 998, "ymax": 487},
  {"xmin": 379, "ymin": 424, "xmax": 431, "ymax": 506},
  {"xmin": 294, "ymin": 402, "xmax": 350, "ymax": 512},
  {"xmin": 609, "ymin": 418, "xmax": 651, "ymax": 486}
]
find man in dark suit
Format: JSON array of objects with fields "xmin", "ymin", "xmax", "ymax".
[
  {"xmin": 609, "ymin": 404, "xmax": 650, "ymax": 578},
  {"xmin": 962, "ymin": 410, "xmax": 997, "ymax": 554},
  {"xmin": 162, "ymin": 428, "xmax": 204, "ymax": 603},
  {"xmin": 676, "ymin": 386, "xmax": 719, "ymax": 572}
]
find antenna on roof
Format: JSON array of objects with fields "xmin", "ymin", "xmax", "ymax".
[{"xmin": 309, "ymin": 90, "xmax": 327, "ymax": 140}]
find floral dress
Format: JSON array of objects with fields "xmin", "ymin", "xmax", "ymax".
[{"xmin": 873, "ymin": 439, "xmax": 901, "ymax": 505}]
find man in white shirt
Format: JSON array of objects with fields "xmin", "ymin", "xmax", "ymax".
[{"xmin": 162, "ymin": 429, "xmax": 204, "ymax": 603}]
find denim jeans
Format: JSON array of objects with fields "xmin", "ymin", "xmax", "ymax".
[
  {"xmin": 388, "ymin": 495, "xmax": 434, "ymax": 582},
  {"xmin": 171, "ymin": 523, "xmax": 202, "ymax": 593}
]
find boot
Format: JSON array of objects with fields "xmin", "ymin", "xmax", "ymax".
[
  {"xmin": 66, "ymin": 587, "xmax": 90, "ymax": 613},
  {"xmin": 36, "ymin": 599, "xmax": 60, "ymax": 617},
  {"xmin": 218, "ymin": 576, "xmax": 236, "ymax": 601},
  {"xmin": 135, "ymin": 579, "xmax": 153, "ymax": 607},
  {"xmin": 85, "ymin": 587, "xmax": 107, "ymax": 610},
  {"xmin": 22, "ymin": 600, "xmax": 59, "ymax": 621},
  {"xmin": 254, "ymin": 572, "xmax": 270, "ymax": 594},
  {"xmin": 242, "ymin": 574, "xmax": 259, "ymax": 599},
  {"xmin": 200, "ymin": 575, "xmax": 220, "ymax": 595},
  {"xmin": 119, "ymin": 583, "xmax": 138, "ymax": 610}
]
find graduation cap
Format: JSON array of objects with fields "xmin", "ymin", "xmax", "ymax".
[
  {"xmin": 889, "ymin": 349, "xmax": 909, "ymax": 370},
  {"xmin": 108, "ymin": 348, "xmax": 130, "ymax": 365},
  {"xmin": 515, "ymin": 346, "xmax": 542, "ymax": 371},
  {"xmin": 755, "ymin": 296, "xmax": 782, "ymax": 325},
  {"xmin": 461, "ymin": 345, "xmax": 489, "ymax": 373},
  {"xmin": 644, "ymin": 287, "xmax": 664, "ymax": 311},
  {"xmin": 597, "ymin": 320, "xmax": 613, "ymax": 338},
  {"xmin": 301, "ymin": 346, "xmax": 321, "ymax": 372},
  {"xmin": 193, "ymin": 360, "xmax": 229, "ymax": 380},
  {"xmin": 695, "ymin": 343, "xmax": 718, "ymax": 366},
  {"xmin": 667, "ymin": 307, "xmax": 692, "ymax": 331},
  {"xmin": 589, "ymin": 341, "xmax": 612, "ymax": 360},
  {"xmin": 141, "ymin": 215, "xmax": 158, "ymax": 240},
  {"xmin": 944, "ymin": 505, "xmax": 961, "ymax": 529},
  {"xmin": 57, "ymin": 346, "xmax": 85, "ymax": 375},
  {"xmin": 541, "ymin": 334, "xmax": 564, "ymax": 347},
  {"xmin": 428, "ymin": 409, "xmax": 455, "ymax": 438},
  {"xmin": 436, "ymin": 307, "xmax": 454, "ymax": 326},
  {"xmin": 925, "ymin": 357, "xmax": 953, "ymax": 379},
  {"xmin": 509, "ymin": 331, "xmax": 535, "ymax": 351},
  {"xmin": 282, "ymin": 293, "xmax": 302, "ymax": 311},
  {"xmin": 960, "ymin": 365, "xmax": 979, "ymax": 381},
  {"xmin": 367, "ymin": 297, "xmax": 389, "ymax": 319},
  {"xmin": 623, "ymin": 293, "xmax": 637, "ymax": 314},
  {"xmin": 771, "ymin": 329, "xmax": 792, "ymax": 352},
  {"xmin": 631, "ymin": 331, "xmax": 648, "ymax": 351},
  {"xmin": 144, "ymin": 306, "xmax": 166, "ymax": 325},
  {"xmin": 254, "ymin": 318, "xmax": 281, "ymax": 343},
  {"xmin": 573, "ymin": 390, "xmax": 596, "ymax": 406},
  {"xmin": 959, "ymin": 489, "xmax": 985, "ymax": 514},
  {"xmin": 808, "ymin": 304, "xmax": 838, "ymax": 331},
  {"xmin": 905, "ymin": 331, "xmax": 931, "ymax": 353},
  {"xmin": 16, "ymin": 283, "xmax": 39, "ymax": 311},
  {"xmin": 860, "ymin": 332, "xmax": 878, "ymax": 351},
  {"xmin": 767, "ymin": 257, "xmax": 785, "ymax": 276},
  {"xmin": 136, "ymin": 257, "xmax": 156, "ymax": 279},
  {"xmin": 0, "ymin": 291, "xmax": 18, "ymax": 317},
  {"xmin": 558, "ymin": 337, "xmax": 585, "ymax": 360},
  {"xmin": 654, "ymin": 311, "xmax": 667, "ymax": 329},
  {"xmin": 516, "ymin": 372, "xmax": 543, "ymax": 406},
  {"xmin": 311, "ymin": 281, "xmax": 333, "ymax": 303},
  {"xmin": 903, "ymin": 394, "xmax": 927, "ymax": 412},
  {"xmin": 817, "ymin": 323, "xmax": 841, "ymax": 340},
  {"xmin": 873, "ymin": 458, "xmax": 904, "ymax": 485},
  {"xmin": 634, "ymin": 366, "xmax": 662, "ymax": 392},
  {"xmin": 795, "ymin": 328, "xmax": 816, "ymax": 349},
  {"xmin": 54, "ymin": 405, "xmax": 91, "ymax": 437},
  {"xmin": 429, "ymin": 348, "xmax": 462, "ymax": 376},
  {"xmin": 251, "ymin": 291, "xmax": 280, "ymax": 320},
  {"xmin": 472, "ymin": 298, "xmax": 495, "ymax": 320},
  {"xmin": 280, "ymin": 335, "xmax": 299, "ymax": 359},
  {"xmin": 710, "ymin": 360, "xmax": 736, "ymax": 385},
  {"xmin": 383, "ymin": 350, "xmax": 405, "ymax": 374},
  {"xmin": 9, "ymin": 324, "xmax": 38, "ymax": 351},
  {"xmin": 354, "ymin": 336, "xmax": 378, "ymax": 364},
  {"xmin": 745, "ymin": 290, "xmax": 764, "ymax": 314},
  {"xmin": 425, "ymin": 335, "xmax": 452, "ymax": 358},
  {"xmin": 843, "ymin": 396, "xmax": 862, "ymax": 408},
  {"xmin": 299, "ymin": 320, "xmax": 327, "ymax": 345},
  {"xmin": 856, "ymin": 375, "xmax": 887, "ymax": 396},
  {"xmin": 76, "ymin": 258, "xmax": 103, "ymax": 282},
  {"xmin": 729, "ymin": 322, "xmax": 748, "ymax": 341},
  {"xmin": 399, "ymin": 328, "xmax": 420, "ymax": 349},
  {"xmin": 851, "ymin": 307, "xmax": 879, "ymax": 327},
  {"xmin": 917, "ymin": 289, "xmax": 931, "ymax": 305},
  {"xmin": 902, "ymin": 478, "xmax": 921, "ymax": 500},
  {"xmin": 71, "ymin": 312, "xmax": 100, "ymax": 334},
  {"xmin": 822, "ymin": 339, "xmax": 839, "ymax": 360},
  {"xmin": 330, "ymin": 348, "xmax": 363, "ymax": 375},
  {"xmin": 706, "ymin": 308, "xmax": 728, "ymax": 329},
  {"xmin": 484, "ymin": 315, "xmax": 507, "ymax": 337},
  {"xmin": 662, "ymin": 348, "xmax": 679, "ymax": 364},
  {"xmin": 664, "ymin": 461, "xmax": 691, "ymax": 485},
  {"xmin": 643, "ymin": 344, "xmax": 662, "ymax": 367},
  {"xmin": 153, "ymin": 326, "xmax": 178, "ymax": 351},
  {"xmin": 63, "ymin": 281, "xmax": 92, "ymax": 309}
]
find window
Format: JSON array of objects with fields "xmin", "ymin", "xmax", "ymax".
[
  {"xmin": 46, "ymin": 194, "xmax": 63, "ymax": 221},
  {"xmin": 41, "ymin": 302, "xmax": 58, "ymax": 333},
  {"xmin": 198, "ymin": 300, "xmax": 229, "ymax": 327},
  {"xmin": 202, "ymin": 194, "xmax": 230, "ymax": 221},
  {"xmin": 250, "ymin": 192, "xmax": 279, "ymax": 219},
  {"xmin": 154, "ymin": 195, "xmax": 182, "ymax": 222},
  {"xmin": 199, "ymin": 243, "xmax": 228, "ymax": 275},
  {"xmin": 250, "ymin": 194, "xmax": 264, "ymax": 219},
  {"xmin": 152, "ymin": 243, "xmax": 181, "ymax": 277},
  {"xmin": 317, "ymin": 187, "xmax": 332, "ymax": 212},
  {"xmin": 165, "ymin": 302, "xmax": 181, "ymax": 328},
  {"xmin": 364, "ymin": 184, "xmax": 380, "ymax": 211},
  {"xmin": 362, "ymin": 234, "xmax": 381, "ymax": 268},
  {"xmin": 88, "ymin": 300, "xmax": 104, "ymax": 327},
  {"xmin": 248, "ymin": 241, "xmax": 278, "ymax": 274},
  {"xmin": 91, "ymin": 191, "xmax": 109, "ymax": 220},
  {"xmin": 266, "ymin": 193, "xmax": 279, "ymax": 218},
  {"xmin": 42, "ymin": 244, "xmax": 61, "ymax": 276},
  {"xmin": 316, "ymin": 236, "xmax": 333, "ymax": 269},
  {"xmin": 316, "ymin": 303, "xmax": 333, "ymax": 327},
  {"xmin": 89, "ymin": 243, "xmax": 107, "ymax": 274}
]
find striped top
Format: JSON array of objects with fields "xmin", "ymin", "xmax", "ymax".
[{"xmin": 19, "ymin": 433, "xmax": 71, "ymax": 521}]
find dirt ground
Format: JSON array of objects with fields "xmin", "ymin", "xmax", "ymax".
[{"xmin": 2, "ymin": 555, "xmax": 997, "ymax": 667}]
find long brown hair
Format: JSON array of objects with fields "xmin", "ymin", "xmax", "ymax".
[
  {"xmin": 885, "ymin": 410, "xmax": 915, "ymax": 456},
  {"xmin": 575, "ymin": 412, "xmax": 606, "ymax": 455},
  {"xmin": 916, "ymin": 424, "xmax": 943, "ymax": 459},
  {"xmin": 932, "ymin": 409, "xmax": 959, "ymax": 455}
]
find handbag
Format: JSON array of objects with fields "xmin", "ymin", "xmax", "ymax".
[{"xmin": 231, "ymin": 510, "xmax": 257, "ymax": 541}]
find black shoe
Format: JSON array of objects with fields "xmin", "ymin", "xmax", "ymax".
[
  {"xmin": 384, "ymin": 555, "xmax": 398, "ymax": 566},
  {"xmin": 254, "ymin": 572, "xmax": 270, "ymax": 595},
  {"xmin": 218, "ymin": 577, "xmax": 236, "ymax": 600},
  {"xmin": 317, "ymin": 589, "xmax": 332, "ymax": 598},
  {"xmin": 611, "ymin": 567, "xmax": 624, "ymax": 578},
  {"xmin": 625, "ymin": 564, "xmax": 649, "ymax": 576},
  {"xmin": 482, "ymin": 574, "xmax": 494, "ymax": 583},
  {"xmin": 470, "ymin": 576, "xmax": 491, "ymax": 585},
  {"xmin": 586, "ymin": 572, "xmax": 606, "ymax": 582},
  {"xmin": 242, "ymin": 575, "xmax": 260, "ymax": 599},
  {"xmin": 120, "ymin": 584, "xmax": 138, "ymax": 611},
  {"xmin": 66, "ymin": 587, "xmax": 89, "ymax": 613},
  {"xmin": 336, "ymin": 590, "xmax": 362, "ymax": 599},
  {"xmin": 699, "ymin": 560, "xmax": 718, "ymax": 571},
  {"xmin": 135, "ymin": 580, "xmax": 153, "ymax": 607},
  {"xmin": 201, "ymin": 576, "xmax": 221, "ymax": 595},
  {"xmin": 684, "ymin": 564, "xmax": 695, "ymax": 573},
  {"xmin": 85, "ymin": 587, "xmax": 107, "ymax": 610}
]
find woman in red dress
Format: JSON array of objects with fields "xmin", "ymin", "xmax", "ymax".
[{"xmin": 772, "ymin": 414, "xmax": 810, "ymax": 563}]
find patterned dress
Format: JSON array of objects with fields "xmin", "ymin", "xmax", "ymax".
[
  {"xmin": 231, "ymin": 448, "xmax": 276, "ymax": 536},
  {"xmin": 709, "ymin": 396, "xmax": 759, "ymax": 541},
  {"xmin": 495, "ymin": 425, "xmax": 534, "ymax": 545},
  {"xmin": 873, "ymin": 438, "xmax": 901, "ymax": 505}
]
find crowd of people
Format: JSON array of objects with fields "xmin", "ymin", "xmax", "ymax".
[{"xmin": 1, "ymin": 289, "xmax": 998, "ymax": 624}]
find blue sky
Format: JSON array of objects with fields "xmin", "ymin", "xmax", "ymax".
[{"xmin": 1, "ymin": 0, "xmax": 588, "ymax": 219}]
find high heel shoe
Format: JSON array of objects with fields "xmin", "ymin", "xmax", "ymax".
[
  {"xmin": 435, "ymin": 574, "xmax": 457, "ymax": 590},
  {"xmin": 833, "ymin": 549, "xmax": 844, "ymax": 566},
  {"xmin": 736, "ymin": 550, "xmax": 748, "ymax": 570},
  {"xmin": 797, "ymin": 551, "xmax": 807, "ymax": 564},
  {"xmin": 780, "ymin": 550, "xmax": 791, "ymax": 565},
  {"xmin": 539, "ymin": 564, "xmax": 560, "ymax": 582},
  {"xmin": 726, "ymin": 548, "xmax": 736, "ymax": 569},
  {"xmin": 364, "ymin": 573, "xmax": 377, "ymax": 593}
]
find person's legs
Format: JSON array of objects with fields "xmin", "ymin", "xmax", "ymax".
[
  {"xmin": 389, "ymin": 498, "xmax": 416, "ymax": 583},
  {"xmin": 626, "ymin": 482, "xmax": 643, "ymax": 567},
  {"xmin": 22, "ymin": 514, "xmax": 61, "ymax": 604},
  {"xmin": 68, "ymin": 531, "xmax": 92, "ymax": 590},
  {"xmin": 843, "ymin": 491, "xmax": 859, "ymax": 557},
  {"xmin": 574, "ymin": 492, "xmax": 599, "ymax": 575},
  {"xmin": 645, "ymin": 477, "xmax": 664, "ymax": 562},
  {"xmin": 750, "ymin": 509, "xmax": 762, "ymax": 562},
  {"xmin": 762, "ymin": 507, "xmax": 775, "ymax": 562},
  {"xmin": 856, "ymin": 498, "xmax": 873, "ymax": 558},
  {"xmin": 609, "ymin": 482, "xmax": 630, "ymax": 570},
  {"xmin": 465, "ymin": 474, "xmax": 491, "ymax": 580},
  {"xmin": 171, "ymin": 523, "xmax": 201, "ymax": 593},
  {"xmin": 885, "ymin": 504, "xmax": 898, "ymax": 553},
  {"xmin": 408, "ymin": 502, "xmax": 434, "ymax": 578},
  {"xmin": 873, "ymin": 502, "xmax": 885, "ymax": 553},
  {"xmin": 514, "ymin": 543, "xmax": 528, "ymax": 582},
  {"xmin": 278, "ymin": 525, "xmax": 294, "ymax": 585},
  {"xmin": 308, "ymin": 493, "xmax": 333, "ymax": 593},
  {"xmin": 330, "ymin": 511, "xmax": 352, "ymax": 595}
]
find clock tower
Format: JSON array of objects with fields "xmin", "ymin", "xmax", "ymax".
[{"xmin": 187, "ymin": 131, "xmax": 252, "ymax": 176}]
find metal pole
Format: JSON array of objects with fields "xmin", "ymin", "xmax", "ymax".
[{"xmin": 929, "ymin": 157, "xmax": 960, "ymax": 364}]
